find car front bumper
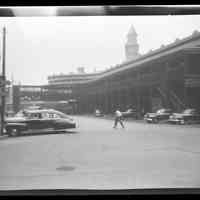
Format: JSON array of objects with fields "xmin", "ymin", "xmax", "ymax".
[
  {"xmin": 168, "ymin": 119, "xmax": 183, "ymax": 123},
  {"xmin": 144, "ymin": 117, "xmax": 156, "ymax": 122},
  {"xmin": 66, "ymin": 123, "xmax": 76, "ymax": 129},
  {"xmin": 168, "ymin": 119, "xmax": 179, "ymax": 122}
]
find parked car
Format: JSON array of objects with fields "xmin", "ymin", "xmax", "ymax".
[
  {"xmin": 144, "ymin": 108, "xmax": 173, "ymax": 123},
  {"xmin": 168, "ymin": 108, "xmax": 200, "ymax": 125},
  {"xmin": 122, "ymin": 108, "xmax": 137, "ymax": 119},
  {"xmin": 5, "ymin": 109, "xmax": 76, "ymax": 137},
  {"xmin": 95, "ymin": 109, "xmax": 104, "ymax": 117}
]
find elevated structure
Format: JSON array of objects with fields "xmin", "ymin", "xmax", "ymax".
[
  {"xmin": 48, "ymin": 67, "xmax": 99, "ymax": 86},
  {"xmin": 12, "ymin": 29, "xmax": 200, "ymax": 116},
  {"xmin": 72, "ymin": 30, "xmax": 200, "ymax": 115}
]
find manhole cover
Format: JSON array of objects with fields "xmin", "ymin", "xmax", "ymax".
[{"xmin": 56, "ymin": 166, "xmax": 75, "ymax": 171}]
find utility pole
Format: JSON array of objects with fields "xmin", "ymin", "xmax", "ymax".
[{"xmin": 1, "ymin": 27, "xmax": 6, "ymax": 136}]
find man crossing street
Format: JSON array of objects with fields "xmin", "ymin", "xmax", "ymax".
[{"xmin": 113, "ymin": 108, "xmax": 125, "ymax": 129}]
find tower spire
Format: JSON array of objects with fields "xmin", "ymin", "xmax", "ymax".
[
  {"xmin": 127, "ymin": 25, "xmax": 137, "ymax": 36},
  {"xmin": 125, "ymin": 25, "xmax": 140, "ymax": 61}
]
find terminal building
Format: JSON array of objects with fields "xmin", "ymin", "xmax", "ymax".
[{"xmin": 11, "ymin": 26, "xmax": 200, "ymax": 116}]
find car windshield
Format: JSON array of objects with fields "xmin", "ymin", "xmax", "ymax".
[
  {"xmin": 51, "ymin": 110, "xmax": 70, "ymax": 118},
  {"xmin": 15, "ymin": 111, "xmax": 41, "ymax": 119},
  {"xmin": 156, "ymin": 109, "xmax": 165, "ymax": 114},
  {"xmin": 15, "ymin": 110, "xmax": 28, "ymax": 118},
  {"xmin": 156, "ymin": 109, "xmax": 171, "ymax": 114}
]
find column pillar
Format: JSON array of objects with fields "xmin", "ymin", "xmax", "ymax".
[
  {"xmin": 110, "ymin": 90, "xmax": 115, "ymax": 113},
  {"xmin": 160, "ymin": 62, "xmax": 170, "ymax": 108},
  {"xmin": 182, "ymin": 54, "xmax": 189, "ymax": 107},
  {"xmin": 136, "ymin": 71, "xmax": 142, "ymax": 118}
]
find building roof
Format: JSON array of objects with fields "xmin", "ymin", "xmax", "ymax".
[
  {"xmin": 48, "ymin": 72, "xmax": 99, "ymax": 80},
  {"xmin": 46, "ymin": 30, "xmax": 200, "ymax": 87},
  {"xmin": 82, "ymin": 30, "xmax": 200, "ymax": 84}
]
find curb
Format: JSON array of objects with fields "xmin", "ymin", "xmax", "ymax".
[
  {"xmin": 0, "ymin": 135, "xmax": 8, "ymax": 140},
  {"xmin": 84, "ymin": 114, "xmax": 145, "ymax": 123}
]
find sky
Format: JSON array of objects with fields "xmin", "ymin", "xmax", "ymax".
[{"xmin": 0, "ymin": 15, "xmax": 200, "ymax": 85}]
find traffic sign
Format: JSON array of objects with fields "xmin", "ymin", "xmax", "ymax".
[
  {"xmin": 5, "ymin": 80, "xmax": 10, "ymax": 85},
  {"xmin": 0, "ymin": 87, "xmax": 8, "ymax": 96},
  {"xmin": 0, "ymin": 79, "xmax": 10, "ymax": 86}
]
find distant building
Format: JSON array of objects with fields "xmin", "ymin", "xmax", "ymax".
[
  {"xmin": 47, "ymin": 67, "xmax": 99, "ymax": 86},
  {"xmin": 48, "ymin": 26, "xmax": 141, "ymax": 86},
  {"xmin": 125, "ymin": 25, "xmax": 140, "ymax": 61},
  {"xmin": 77, "ymin": 67, "xmax": 85, "ymax": 74}
]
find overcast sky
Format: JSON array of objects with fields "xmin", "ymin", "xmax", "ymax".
[{"xmin": 0, "ymin": 15, "xmax": 200, "ymax": 85}]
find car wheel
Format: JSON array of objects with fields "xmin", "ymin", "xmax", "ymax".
[
  {"xmin": 8, "ymin": 128, "xmax": 20, "ymax": 137},
  {"xmin": 153, "ymin": 118, "xmax": 158, "ymax": 123}
]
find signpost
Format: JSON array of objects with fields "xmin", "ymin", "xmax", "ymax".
[
  {"xmin": 0, "ymin": 27, "xmax": 6, "ymax": 136},
  {"xmin": 0, "ymin": 77, "xmax": 10, "ymax": 87}
]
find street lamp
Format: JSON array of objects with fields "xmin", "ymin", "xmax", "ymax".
[{"xmin": 0, "ymin": 27, "xmax": 6, "ymax": 135}]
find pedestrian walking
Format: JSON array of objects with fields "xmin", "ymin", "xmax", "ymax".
[{"xmin": 113, "ymin": 108, "xmax": 125, "ymax": 129}]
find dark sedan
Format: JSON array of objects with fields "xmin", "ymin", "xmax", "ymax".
[
  {"xmin": 168, "ymin": 108, "xmax": 200, "ymax": 125},
  {"xmin": 5, "ymin": 109, "xmax": 76, "ymax": 137},
  {"xmin": 144, "ymin": 108, "xmax": 173, "ymax": 123}
]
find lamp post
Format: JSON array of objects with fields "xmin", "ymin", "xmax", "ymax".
[{"xmin": 0, "ymin": 27, "xmax": 6, "ymax": 136}]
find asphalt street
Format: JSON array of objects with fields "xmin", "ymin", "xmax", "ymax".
[{"xmin": 0, "ymin": 116, "xmax": 200, "ymax": 190}]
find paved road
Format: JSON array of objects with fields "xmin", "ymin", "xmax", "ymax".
[{"xmin": 0, "ymin": 116, "xmax": 200, "ymax": 190}]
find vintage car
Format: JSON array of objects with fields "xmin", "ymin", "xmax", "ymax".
[
  {"xmin": 144, "ymin": 108, "xmax": 173, "ymax": 123},
  {"xmin": 94, "ymin": 109, "xmax": 104, "ymax": 117},
  {"xmin": 5, "ymin": 109, "xmax": 76, "ymax": 137},
  {"xmin": 168, "ymin": 108, "xmax": 200, "ymax": 125},
  {"xmin": 122, "ymin": 108, "xmax": 137, "ymax": 119}
]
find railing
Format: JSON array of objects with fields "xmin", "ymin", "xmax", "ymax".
[
  {"xmin": 184, "ymin": 74, "xmax": 200, "ymax": 78},
  {"xmin": 105, "ymin": 73, "xmax": 160, "ymax": 90},
  {"xmin": 184, "ymin": 74, "xmax": 200, "ymax": 87},
  {"xmin": 140, "ymin": 72, "xmax": 161, "ymax": 82},
  {"xmin": 169, "ymin": 90, "xmax": 186, "ymax": 110},
  {"xmin": 156, "ymin": 87, "xmax": 186, "ymax": 111},
  {"xmin": 157, "ymin": 87, "xmax": 167, "ymax": 99}
]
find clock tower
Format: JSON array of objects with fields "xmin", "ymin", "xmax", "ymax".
[{"xmin": 125, "ymin": 25, "xmax": 139, "ymax": 61}]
